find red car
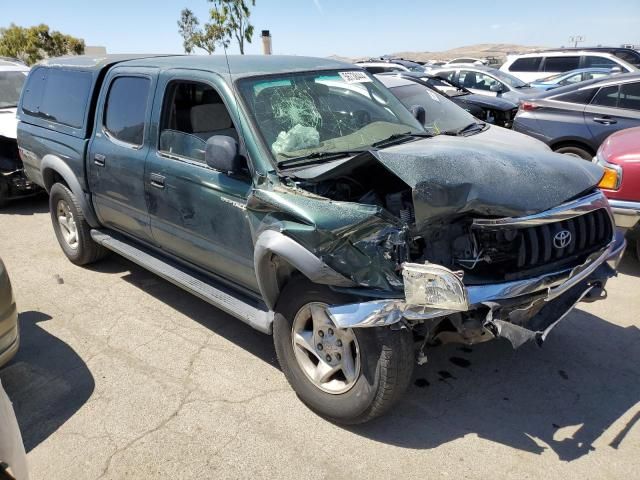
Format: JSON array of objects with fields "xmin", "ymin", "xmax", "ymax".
[{"xmin": 595, "ymin": 126, "xmax": 640, "ymax": 258}]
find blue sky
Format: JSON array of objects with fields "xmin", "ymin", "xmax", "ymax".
[{"xmin": 5, "ymin": 0, "xmax": 640, "ymax": 57}]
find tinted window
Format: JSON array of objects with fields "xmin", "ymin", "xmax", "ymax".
[
  {"xmin": 159, "ymin": 81, "xmax": 237, "ymax": 163},
  {"xmin": 438, "ymin": 70, "xmax": 457, "ymax": 82},
  {"xmin": 618, "ymin": 82, "xmax": 640, "ymax": 110},
  {"xmin": 22, "ymin": 68, "xmax": 92, "ymax": 128},
  {"xmin": 0, "ymin": 71, "xmax": 27, "ymax": 108},
  {"xmin": 104, "ymin": 77, "xmax": 150, "ymax": 146},
  {"xmin": 363, "ymin": 66, "xmax": 402, "ymax": 74},
  {"xmin": 613, "ymin": 51, "xmax": 640, "ymax": 67},
  {"xmin": 591, "ymin": 85, "xmax": 619, "ymax": 107},
  {"xmin": 509, "ymin": 57, "xmax": 542, "ymax": 72},
  {"xmin": 459, "ymin": 71, "xmax": 501, "ymax": 91},
  {"xmin": 559, "ymin": 73, "xmax": 584, "ymax": 85},
  {"xmin": 553, "ymin": 88, "xmax": 596, "ymax": 105},
  {"xmin": 543, "ymin": 56, "xmax": 580, "ymax": 72},
  {"xmin": 584, "ymin": 56, "xmax": 618, "ymax": 69}
]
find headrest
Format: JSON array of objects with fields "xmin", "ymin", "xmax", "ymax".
[{"xmin": 190, "ymin": 103, "xmax": 232, "ymax": 133}]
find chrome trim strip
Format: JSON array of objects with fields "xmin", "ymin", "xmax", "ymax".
[
  {"xmin": 608, "ymin": 198, "xmax": 640, "ymax": 211},
  {"xmin": 472, "ymin": 191, "xmax": 610, "ymax": 227}
]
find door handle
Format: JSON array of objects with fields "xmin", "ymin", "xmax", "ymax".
[
  {"xmin": 593, "ymin": 116, "xmax": 617, "ymax": 125},
  {"xmin": 150, "ymin": 173, "xmax": 166, "ymax": 189},
  {"xmin": 94, "ymin": 153, "xmax": 106, "ymax": 167}
]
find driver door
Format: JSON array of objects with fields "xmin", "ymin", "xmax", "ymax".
[{"xmin": 145, "ymin": 71, "xmax": 257, "ymax": 291}]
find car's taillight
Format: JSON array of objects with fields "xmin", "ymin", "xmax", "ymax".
[{"xmin": 520, "ymin": 101, "xmax": 539, "ymax": 111}]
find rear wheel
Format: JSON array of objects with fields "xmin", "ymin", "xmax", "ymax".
[
  {"xmin": 273, "ymin": 279, "xmax": 414, "ymax": 424},
  {"xmin": 49, "ymin": 183, "xmax": 108, "ymax": 265},
  {"xmin": 554, "ymin": 145, "xmax": 593, "ymax": 160}
]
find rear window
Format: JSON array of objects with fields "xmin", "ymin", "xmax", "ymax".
[
  {"xmin": 543, "ymin": 56, "xmax": 580, "ymax": 72},
  {"xmin": 0, "ymin": 71, "xmax": 27, "ymax": 108},
  {"xmin": 104, "ymin": 76, "xmax": 150, "ymax": 146},
  {"xmin": 509, "ymin": 57, "xmax": 542, "ymax": 72},
  {"xmin": 21, "ymin": 68, "xmax": 92, "ymax": 128}
]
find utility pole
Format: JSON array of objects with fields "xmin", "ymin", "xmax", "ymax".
[{"xmin": 569, "ymin": 35, "xmax": 585, "ymax": 48}]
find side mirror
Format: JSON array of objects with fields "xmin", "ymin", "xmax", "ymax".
[
  {"xmin": 490, "ymin": 83, "xmax": 503, "ymax": 93},
  {"xmin": 410, "ymin": 105, "xmax": 426, "ymax": 125},
  {"xmin": 609, "ymin": 66, "xmax": 622, "ymax": 75},
  {"xmin": 205, "ymin": 136, "xmax": 244, "ymax": 174}
]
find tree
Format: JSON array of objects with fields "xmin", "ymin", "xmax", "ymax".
[
  {"xmin": 209, "ymin": 0, "xmax": 255, "ymax": 55},
  {"xmin": 177, "ymin": 1, "xmax": 256, "ymax": 55},
  {"xmin": 0, "ymin": 24, "xmax": 85, "ymax": 65},
  {"xmin": 177, "ymin": 8, "xmax": 228, "ymax": 55}
]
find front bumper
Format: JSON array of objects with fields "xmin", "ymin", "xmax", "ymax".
[
  {"xmin": 328, "ymin": 230, "xmax": 626, "ymax": 339},
  {"xmin": 608, "ymin": 199, "xmax": 640, "ymax": 230}
]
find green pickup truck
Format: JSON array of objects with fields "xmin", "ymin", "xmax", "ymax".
[{"xmin": 17, "ymin": 54, "xmax": 625, "ymax": 423}]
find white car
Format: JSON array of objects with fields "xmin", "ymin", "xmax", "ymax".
[
  {"xmin": 501, "ymin": 50, "xmax": 637, "ymax": 83},
  {"xmin": 355, "ymin": 59, "xmax": 425, "ymax": 74},
  {"xmin": 0, "ymin": 58, "xmax": 38, "ymax": 206},
  {"xmin": 445, "ymin": 57, "xmax": 487, "ymax": 66}
]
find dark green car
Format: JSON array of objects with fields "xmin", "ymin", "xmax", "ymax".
[{"xmin": 17, "ymin": 55, "xmax": 625, "ymax": 423}]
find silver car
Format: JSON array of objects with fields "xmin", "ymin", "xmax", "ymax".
[
  {"xmin": 430, "ymin": 64, "xmax": 541, "ymax": 102},
  {"xmin": 513, "ymin": 73, "xmax": 640, "ymax": 159},
  {"xmin": 0, "ymin": 257, "xmax": 18, "ymax": 367}
]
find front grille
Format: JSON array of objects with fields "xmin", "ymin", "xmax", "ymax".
[{"xmin": 467, "ymin": 208, "xmax": 613, "ymax": 282}]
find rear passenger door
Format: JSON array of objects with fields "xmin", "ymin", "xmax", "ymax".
[
  {"xmin": 145, "ymin": 71, "xmax": 257, "ymax": 291},
  {"xmin": 584, "ymin": 81, "xmax": 640, "ymax": 146},
  {"xmin": 88, "ymin": 67, "xmax": 157, "ymax": 243}
]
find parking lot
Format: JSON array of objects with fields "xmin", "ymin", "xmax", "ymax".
[{"xmin": 0, "ymin": 195, "xmax": 637, "ymax": 478}]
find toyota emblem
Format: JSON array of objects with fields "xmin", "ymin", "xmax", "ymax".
[{"xmin": 553, "ymin": 230, "xmax": 572, "ymax": 249}]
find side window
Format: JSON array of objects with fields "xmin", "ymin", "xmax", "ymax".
[
  {"xmin": 591, "ymin": 85, "xmax": 619, "ymax": 108},
  {"xmin": 509, "ymin": 57, "xmax": 542, "ymax": 72},
  {"xmin": 618, "ymin": 82, "xmax": 640, "ymax": 110},
  {"xmin": 104, "ymin": 76, "xmax": 150, "ymax": 146},
  {"xmin": 543, "ymin": 56, "xmax": 580, "ymax": 72},
  {"xmin": 438, "ymin": 70, "xmax": 456, "ymax": 82},
  {"xmin": 584, "ymin": 56, "xmax": 618, "ymax": 69},
  {"xmin": 459, "ymin": 71, "xmax": 499, "ymax": 91},
  {"xmin": 159, "ymin": 81, "xmax": 237, "ymax": 163},
  {"xmin": 22, "ymin": 68, "xmax": 92, "ymax": 128}
]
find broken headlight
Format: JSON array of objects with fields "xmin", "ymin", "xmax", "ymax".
[{"xmin": 402, "ymin": 263, "xmax": 469, "ymax": 311}]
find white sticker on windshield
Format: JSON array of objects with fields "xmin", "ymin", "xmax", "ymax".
[
  {"xmin": 339, "ymin": 71, "xmax": 372, "ymax": 84},
  {"xmin": 427, "ymin": 90, "xmax": 440, "ymax": 102}
]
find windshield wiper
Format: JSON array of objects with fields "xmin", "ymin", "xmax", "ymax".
[
  {"xmin": 277, "ymin": 150, "xmax": 367, "ymax": 169},
  {"xmin": 514, "ymin": 83, "xmax": 531, "ymax": 89},
  {"xmin": 370, "ymin": 131, "xmax": 433, "ymax": 148},
  {"xmin": 441, "ymin": 122, "xmax": 485, "ymax": 137}
]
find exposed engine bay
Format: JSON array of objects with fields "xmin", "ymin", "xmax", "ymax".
[{"xmin": 295, "ymin": 152, "xmax": 612, "ymax": 285}]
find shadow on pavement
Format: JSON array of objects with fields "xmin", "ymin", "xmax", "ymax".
[
  {"xmin": 0, "ymin": 311, "xmax": 95, "ymax": 452},
  {"xmin": 112, "ymin": 256, "xmax": 279, "ymax": 368},
  {"xmin": 0, "ymin": 194, "xmax": 48, "ymax": 216},
  {"xmin": 85, "ymin": 255, "xmax": 639, "ymax": 461},
  {"xmin": 348, "ymin": 308, "xmax": 640, "ymax": 461},
  {"xmin": 617, "ymin": 248, "xmax": 640, "ymax": 277}
]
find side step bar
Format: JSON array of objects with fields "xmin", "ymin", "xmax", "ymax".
[{"xmin": 91, "ymin": 229, "xmax": 273, "ymax": 334}]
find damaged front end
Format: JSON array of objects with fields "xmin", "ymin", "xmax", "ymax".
[{"xmin": 0, "ymin": 136, "xmax": 39, "ymax": 205}]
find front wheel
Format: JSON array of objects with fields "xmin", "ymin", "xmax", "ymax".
[
  {"xmin": 554, "ymin": 145, "xmax": 593, "ymax": 160},
  {"xmin": 274, "ymin": 280, "xmax": 414, "ymax": 424}
]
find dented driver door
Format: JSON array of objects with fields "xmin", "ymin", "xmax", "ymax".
[{"xmin": 145, "ymin": 70, "xmax": 258, "ymax": 292}]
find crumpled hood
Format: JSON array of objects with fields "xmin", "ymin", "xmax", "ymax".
[
  {"xmin": 0, "ymin": 108, "xmax": 18, "ymax": 140},
  {"xmin": 373, "ymin": 126, "xmax": 604, "ymax": 227}
]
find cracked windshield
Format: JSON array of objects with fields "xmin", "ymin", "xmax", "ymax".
[{"xmin": 238, "ymin": 70, "xmax": 424, "ymax": 161}]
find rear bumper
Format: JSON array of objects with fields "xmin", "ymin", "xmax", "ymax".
[{"xmin": 608, "ymin": 199, "xmax": 640, "ymax": 230}]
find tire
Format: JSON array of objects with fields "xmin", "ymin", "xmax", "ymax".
[
  {"xmin": 49, "ymin": 183, "xmax": 108, "ymax": 265},
  {"xmin": 0, "ymin": 178, "xmax": 8, "ymax": 208},
  {"xmin": 273, "ymin": 279, "xmax": 414, "ymax": 424},
  {"xmin": 554, "ymin": 145, "xmax": 593, "ymax": 160}
]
